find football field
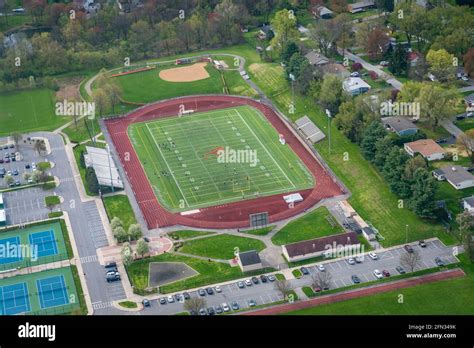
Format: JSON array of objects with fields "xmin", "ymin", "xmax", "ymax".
[{"xmin": 128, "ymin": 105, "xmax": 314, "ymax": 212}]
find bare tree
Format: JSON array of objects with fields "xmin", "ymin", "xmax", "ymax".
[
  {"xmin": 183, "ymin": 297, "xmax": 206, "ymax": 314},
  {"xmin": 400, "ymin": 250, "xmax": 421, "ymax": 272},
  {"xmin": 33, "ymin": 139, "xmax": 47, "ymax": 156},
  {"xmin": 12, "ymin": 133, "xmax": 22, "ymax": 149},
  {"xmin": 274, "ymin": 279, "xmax": 293, "ymax": 300},
  {"xmin": 456, "ymin": 134, "xmax": 474, "ymax": 164},
  {"xmin": 311, "ymin": 271, "xmax": 332, "ymax": 290}
]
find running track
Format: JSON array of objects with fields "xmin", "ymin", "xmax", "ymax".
[
  {"xmin": 242, "ymin": 268, "xmax": 466, "ymax": 315},
  {"xmin": 105, "ymin": 95, "xmax": 343, "ymax": 229}
]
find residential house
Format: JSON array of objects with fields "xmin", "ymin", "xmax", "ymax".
[
  {"xmin": 404, "ymin": 139, "xmax": 446, "ymax": 161},
  {"xmin": 382, "ymin": 116, "xmax": 419, "ymax": 136},
  {"xmin": 433, "ymin": 166, "xmax": 474, "ymax": 190},
  {"xmin": 342, "ymin": 77, "xmax": 371, "ymax": 96},
  {"xmin": 407, "ymin": 51, "xmax": 422, "ymax": 67},
  {"xmin": 464, "ymin": 93, "xmax": 474, "ymax": 109},
  {"xmin": 311, "ymin": 5, "xmax": 334, "ymax": 19},
  {"xmin": 237, "ymin": 250, "xmax": 263, "ymax": 272},
  {"xmin": 348, "ymin": 0, "xmax": 375, "ymax": 14},
  {"xmin": 282, "ymin": 232, "xmax": 360, "ymax": 262},
  {"xmin": 319, "ymin": 63, "xmax": 350, "ymax": 78},
  {"xmin": 462, "ymin": 196, "xmax": 474, "ymax": 215},
  {"xmin": 304, "ymin": 51, "xmax": 329, "ymax": 67}
]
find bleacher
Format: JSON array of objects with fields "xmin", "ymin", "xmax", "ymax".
[{"xmin": 295, "ymin": 116, "xmax": 326, "ymax": 144}]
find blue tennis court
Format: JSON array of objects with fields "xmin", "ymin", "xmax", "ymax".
[
  {"xmin": 29, "ymin": 230, "xmax": 58, "ymax": 258},
  {"xmin": 36, "ymin": 275, "xmax": 69, "ymax": 309},
  {"xmin": 0, "ymin": 282, "xmax": 31, "ymax": 315},
  {"xmin": 0, "ymin": 236, "xmax": 22, "ymax": 265}
]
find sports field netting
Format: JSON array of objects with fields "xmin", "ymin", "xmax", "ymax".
[{"xmin": 128, "ymin": 105, "xmax": 314, "ymax": 212}]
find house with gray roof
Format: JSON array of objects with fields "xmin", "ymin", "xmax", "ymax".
[
  {"xmin": 304, "ymin": 51, "xmax": 329, "ymax": 67},
  {"xmin": 433, "ymin": 166, "xmax": 474, "ymax": 190},
  {"xmin": 462, "ymin": 196, "xmax": 474, "ymax": 215},
  {"xmin": 382, "ymin": 116, "xmax": 419, "ymax": 136}
]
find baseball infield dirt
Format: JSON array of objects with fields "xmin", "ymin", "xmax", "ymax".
[{"xmin": 159, "ymin": 62, "xmax": 210, "ymax": 82}]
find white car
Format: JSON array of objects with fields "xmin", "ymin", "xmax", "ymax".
[
  {"xmin": 222, "ymin": 303, "xmax": 230, "ymax": 312},
  {"xmin": 368, "ymin": 252, "xmax": 378, "ymax": 260},
  {"xmin": 31, "ymin": 162, "xmax": 36, "ymax": 170},
  {"xmin": 347, "ymin": 258, "xmax": 355, "ymax": 265},
  {"xmin": 373, "ymin": 269, "xmax": 383, "ymax": 279},
  {"xmin": 167, "ymin": 295, "xmax": 174, "ymax": 303},
  {"xmin": 244, "ymin": 279, "xmax": 252, "ymax": 286},
  {"xmin": 215, "ymin": 285, "xmax": 222, "ymax": 293},
  {"xmin": 317, "ymin": 264, "xmax": 326, "ymax": 272},
  {"xmin": 461, "ymin": 76, "xmax": 469, "ymax": 81}
]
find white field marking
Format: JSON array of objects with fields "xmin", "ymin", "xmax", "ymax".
[
  {"xmin": 145, "ymin": 122, "xmax": 189, "ymax": 207},
  {"xmin": 234, "ymin": 109, "xmax": 295, "ymax": 189}
]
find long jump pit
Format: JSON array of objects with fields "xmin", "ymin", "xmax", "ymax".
[
  {"xmin": 104, "ymin": 95, "xmax": 344, "ymax": 230},
  {"xmin": 159, "ymin": 62, "xmax": 210, "ymax": 82}
]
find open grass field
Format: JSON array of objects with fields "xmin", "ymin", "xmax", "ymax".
[
  {"xmin": 0, "ymin": 88, "xmax": 69, "ymax": 136},
  {"xmin": 103, "ymin": 194, "xmax": 137, "ymax": 231},
  {"xmin": 272, "ymin": 206, "xmax": 344, "ymax": 246},
  {"xmin": 114, "ymin": 63, "xmax": 224, "ymax": 103},
  {"xmin": 286, "ymin": 255, "xmax": 474, "ymax": 315},
  {"xmin": 180, "ymin": 233, "xmax": 266, "ymax": 260},
  {"xmin": 244, "ymin": 57, "xmax": 455, "ymax": 247},
  {"xmin": 168, "ymin": 230, "xmax": 216, "ymax": 240},
  {"xmin": 128, "ymin": 105, "xmax": 314, "ymax": 212}
]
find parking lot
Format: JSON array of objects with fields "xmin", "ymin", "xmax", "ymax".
[
  {"xmin": 139, "ymin": 239, "xmax": 458, "ymax": 315},
  {"xmin": 2, "ymin": 187, "xmax": 51, "ymax": 225},
  {"xmin": 0, "ymin": 137, "xmax": 46, "ymax": 189}
]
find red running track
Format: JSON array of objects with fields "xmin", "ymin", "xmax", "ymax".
[{"xmin": 105, "ymin": 95, "xmax": 343, "ymax": 229}]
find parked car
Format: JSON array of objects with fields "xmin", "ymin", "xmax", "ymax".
[
  {"xmin": 382, "ymin": 270, "xmax": 391, "ymax": 277},
  {"xmin": 347, "ymin": 258, "xmax": 356, "ymax": 265},
  {"xmin": 350, "ymin": 72, "xmax": 360, "ymax": 77},
  {"xmin": 251, "ymin": 276, "xmax": 259, "ymax": 284},
  {"xmin": 142, "ymin": 299, "xmax": 151, "ymax": 307},
  {"xmin": 183, "ymin": 292, "xmax": 190, "ymax": 300},
  {"xmin": 167, "ymin": 295, "xmax": 174, "ymax": 303},
  {"xmin": 313, "ymin": 286, "xmax": 322, "ymax": 293},
  {"xmin": 106, "ymin": 272, "xmax": 120, "ymax": 282},
  {"xmin": 158, "ymin": 298, "xmax": 166, "ymax": 305},
  {"xmin": 214, "ymin": 285, "xmax": 222, "ymax": 293},
  {"xmin": 244, "ymin": 279, "xmax": 252, "ymax": 286},
  {"xmin": 198, "ymin": 308, "xmax": 206, "ymax": 316},
  {"xmin": 267, "ymin": 275, "xmax": 276, "ymax": 282},
  {"xmin": 248, "ymin": 299, "xmax": 256, "ymax": 307},
  {"xmin": 396, "ymin": 266, "xmax": 406, "ymax": 274},
  {"xmin": 355, "ymin": 256, "xmax": 363, "ymax": 263},
  {"xmin": 435, "ymin": 257, "xmax": 445, "ymax": 266},
  {"xmin": 222, "ymin": 303, "xmax": 230, "ymax": 312},
  {"xmin": 198, "ymin": 289, "xmax": 206, "ymax": 296},
  {"xmin": 25, "ymin": 163, "xmax": 30, "ymax": 169},
  {"xmin": 419, "ymin": 240, "xmax": 426, "ymax": 248},
  {"xmin": 237, "ymin": 281, "xmax": 245, "ymax": 288},
  {"xmin": 215, "ymin": 305, "xmax": 223, "ymax": 314},
  {"xmin": 404, "ymin": 244, "xmax": 414, "ymax": 253},
  {"xmin": 373, "ymin": 269, "xmax": 383, "ymax": 279},
  {"xmin": 260, "ymin": 274, "xmax": 268, "ymax": 283},
  {"xmin": 205, "ymin": 287, "xmax": 214, "ymax": 295},
  {"xmin": 300, "ymin": 267, "xmax": 309, "ymax": 275},
  {"xmin": 351, "ymin": 275, "xmax": 360, "ymax": 284},
  {"xmin": 379, "ymin": 61, "xmax": 389, "ymax": 67},
  {"xmin": 207, "ymin": 307, "xmax": 215, "ymax": 315},
  {"xmin": 231, "ymin": 301, "xmax": 240, "ymax": 310},
  {"xmin": 105, "ymin": 261, "xmax": 117, "ymax": 269},
  {"xmin": 368, "ymin": 252, "xmax": 378, "ymax": 260},
  {"xmin": 318, "ymin": 264, "xmax": 326, "ymax": 272},
  {"xmin": 175, "ymin": 294, "xmax": 184, "ymax": 302}
]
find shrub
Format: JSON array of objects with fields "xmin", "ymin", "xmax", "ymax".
[
  {"xmin": 352, "ymin": 62, "xmax": 363, "ymax": 71},
  {"xmin": 369, "ymin": 71, "xmax": 378, "ymax": 80}
]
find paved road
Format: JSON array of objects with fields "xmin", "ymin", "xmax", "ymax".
[
  {"xmin": 30, "ymin": 132, "xmax": 126, "ymax": 313},
  {"xmin": 132, "ymin": 239, "xmax": 457, "ymax": 315}
]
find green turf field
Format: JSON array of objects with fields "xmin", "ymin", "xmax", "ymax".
[
  {"xmin": 0, "ymin": 267, "xmax": 80, "ymax": 315},
  {"xmin": 0, "ymin": 88, "xmax": 69, "ymax": 136},
  {"xmin": 0, "ymin": 221, "xmax": 68, "ymax": 271},
  {"xmin": 114, "ymin": 63, "xmax": 225, "ymax": 103},
  {"xmin": 128, "ymin": 105, "xmax": 314, "ymax": 212}
]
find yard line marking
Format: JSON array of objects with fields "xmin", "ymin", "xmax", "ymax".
[
  {"xmin": 146, "ymin": 122, "xmax": 189, "ymax": 207},
  {"xmin": 234, "ymin": 109, "xmax": 295, "ymax": 189}
]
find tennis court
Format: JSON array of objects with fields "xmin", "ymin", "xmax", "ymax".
[
  {"xmin": 0, "ymin": 282, "xmax": 31, "ymax": 315},
  {"xmin": 29, "ymin": 230, "xmax": 58, "ymax": 258},
  {"xmin": 36, "ymin": 275, "xmax": 69, "ymax": 309},
  {"xmin": 0, "ymin": 236, "xmax": 22, "ymax": 264}
]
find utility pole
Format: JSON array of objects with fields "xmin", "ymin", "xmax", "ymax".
[
  {"xmin": 325, "ymin": 109, "xmax": 332, "ymax": 155},
  {"xmin": 289, "ymin": 73, "xmax": 295, "ymax": 115},
  {"xmin": 106, "ymin": 144, "xmax": 115, "ymax": 193}
]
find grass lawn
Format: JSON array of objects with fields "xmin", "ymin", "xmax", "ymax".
[
  {"xmin": 180, "ymin": 234, "xmax": 266, "ymax": 260},
  {"xmin": 118, "ymin": 301, "xmax": 138, "ymax": 308},
  {"xmin": 0, "ymin": 14, "xmax": 31, "ymax": 32},
  {"xmin": 272, "ymin": 207, "xmax": 343, "ymax": 246},
  {"xmin": 416, "ymin": 121, "xmax": 451, "ymax": 140},
  {"xmin": 168, "ymin": 230, "xmax": 216, "ymax": 240},
  {"xmin": 244, "ymin": 55, "xmax": 455, "ymax": 247},
  {"xmin": 454, "ymin": 117, "xmax": 474, "ymax": 133},
  {"xmin": 286, "ymin": 254, "xmax": 474, "ymax": 315},
  {"xmin": 0, "ymin": 88, "xmax": 69, "ymax": 136},
  {"xmin": 103, "ymin": 194, "xmax": 137, "ymax": 230},
  {"xmin": 127, "ymin": 252, "xmax": 258, "ymax": 293},
  {"xmin": 243, "ymin": 226, "xmax": 275, "ymax": 236},
  {"xmin": 128, "ymin": 105, "xmax": 314, "ymax": 212}
]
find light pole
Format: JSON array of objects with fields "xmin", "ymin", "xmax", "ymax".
[
  {"xmin": 289, "ymin": 73, "xmax": 295, "ymax": 114},
  {"xmin": 106, "ymin": 144, "xmax": 115, "ymax": 193},
  {"xmin": 405, "ymin": 224, "xmax": 409, "ymax": 243},
  {"xmin": 326, "ymin": 109, "xmax": 332, "ymax": 155}
]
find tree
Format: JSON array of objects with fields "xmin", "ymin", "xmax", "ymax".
[
  {"xmin": 457, "ymin": 134, "xmax": 474, "ymax": 164},
  {"xmin": 382, "ymin": 146, "xmax": 411, "ymax": 198},
  {"xmin": 400, "ymin": 250, "xmax": 421, "ymax": 272},
  {"xmin": 318, "ymin": 75, "xmax": 345, "ymax": 115},
  {"xmin": 330, "ymin": 0, "xmax": 348, "ymax": 13},
  {"xmin": 464, "ymin": 47, "xmax": 474, "ymax": 78},
  {"xmin": 136, "ymin": 238, "xmax": 150, "ymax": 258},
  {"xmin": 287, "ymin": 53, "xmax": 309, "ymax": 81},
  {"xmin": 183, "ymin": 297, "xmax": 207, "ymax": 314},
  {"xmin": 310, "ymin": 270, "xmax": 332, "ymax": 290},
  {"xmin": 426, "ymin": 49, "xmax": 456, "ymax": 82},
  {"xmin": 404, "ymin": 155, "xmax": 427, "ymax": 182},
  {"xmin": 375, "ymin": 0, "xmax": 394, "ymax": 12},
  {"xmin": 110, "ymin": 217, "xmax": 124, "ymax": 230},
  {"xmin": 33, "ymin": 139, "xmax": 47, "ymax": 155},
  {"xmin": 456, "ymin": 211, "xmax": 474, "ymax": 261},
  {"xmin": 373, "ymin": 136, "xmax": 394, "ymax": 169},
  {"xmin": 128, "ymin": 20, "xmax": 155, "ymax": 58},
  {"xmin": 408, "ymin": 168, "xmax": 437, "ymax": 218},
  {"xmin": 388, "ymin": 44, "xmax": 408, "ymax": 76},
  {"xmin": 12, "ymin": 133, "xmax": 23, "ymax": 149},
  {"xmin": 270, "ymin": 9, "xmax": 299, "ymax": 52},
  {"xmin": 113, "ymin": 226, "xmax": 128, "ymax": 243},
  {"xmin": 274, "ymin": 279, "xmax": 293, "ymax": 300},
  {"xmin": 23, "ymin": 172, "xmax": 32, "ymax": 183},
  {"xmin": 4, "ymin": 175, "xmax": 14, "ymax": 187},
  {"xmin": 366, "ymin": 27, "xmax": 390, "ymax": 61},
  {"xmin": 85, "ymin": 167, "xmax": 100, "ymax": 194},
  {"xmin": 308, "ymin": 21, "xmax": 333, "ymax": 57},
  {"xmin": 121, "ymin": 242, "xmax": 133, "ymax": 266},
  {"xmin": 417, "ymin": 84, "xmax": 457, "ymax": 130},
  {"xmin": 128, "ymin": 224, "xmax": 142, "ymax": 241},
  {"xmin": 280, "ymin": 41, "xmax": 299, "ymax": 65},
  {"xmin": 360, "ymin": 121, "xmax": 387, "ymax": 160},
  {"xmin": 92, "ymin": 88, "xmax": 111, "ymax": 118}
]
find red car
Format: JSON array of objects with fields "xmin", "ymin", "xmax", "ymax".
[
  {"xmin": 382, "ymin": 270, "xmax": 391, "ymax": 277},
  {"xmin": 313, "ymin": 287, "xmax": 322, "ymax": 293}
]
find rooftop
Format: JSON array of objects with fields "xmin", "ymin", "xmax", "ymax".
[
  {"xmin": 343, "ymin": 77, "xmax": 371, "ymax": 92},
  {"xmin": 84, "ymin": 146, "xmax": 124, "ymax": 189},
  {"xmin": 304, "ymin": 51, "xmax": 329, "ymax": 66},
  {"xmin": 405, "ymin": 139, "xmax": 446, "ymax": 157},
  {"xmin": 438, "ymin": 166, "xmax": 474, "ymax": 185},
  {"xmin": 283, "ymin": 232, "xmax": 360, "ymax": 258},
  {"xmin": 382, "ymin": 116, "xmax": 418, "ymax": 133},
  {"xmin": 238, "ymin": 250, "xmax": 261, "ymax": 266},
  {"xmin": 463, "ymin": 196, "xmax": 474, "ymax": 207}
]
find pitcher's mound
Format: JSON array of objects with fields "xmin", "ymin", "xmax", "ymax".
[{"xmin": 159, "ymin": 62, "xmax": 210, "ymax": 82}]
